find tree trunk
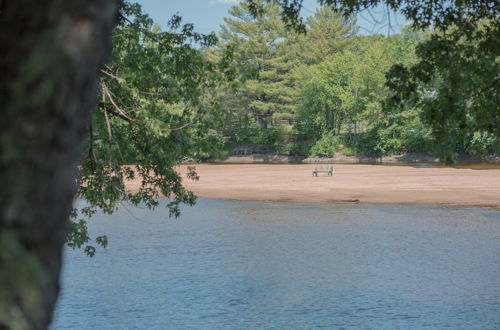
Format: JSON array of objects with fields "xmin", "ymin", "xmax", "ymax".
[
  {"xmin": 257, "ymin": 115, "xmax": 268, "ymax": 130},
  {"xmin": 0, "ymin": 1, "xmax": 118, "ymax": 329}
]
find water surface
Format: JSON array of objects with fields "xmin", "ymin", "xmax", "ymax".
[{"xmin": 52, "ymin": 199, "xmax": 500, "ymax": 329}]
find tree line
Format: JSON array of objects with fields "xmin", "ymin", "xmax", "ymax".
[{"xmin": 212, "ymin": 2, "xmax": 499, "ymax": 161}]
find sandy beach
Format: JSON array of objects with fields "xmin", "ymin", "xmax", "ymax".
[{"xmin": 127, "ymin": 164, "xmax": 500, "ymax": 207}]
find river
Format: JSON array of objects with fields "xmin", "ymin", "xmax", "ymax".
[{"xmin": 52, "ymin": 199, "xmax": 500, "ymax": 329}]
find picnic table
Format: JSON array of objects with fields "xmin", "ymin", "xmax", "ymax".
[{"xmin": 312, "ymin": 166, "xmax": 333, "ymax": 177}]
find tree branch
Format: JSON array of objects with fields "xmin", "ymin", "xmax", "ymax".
[
  {"xmin": 100, "ymin": 67, "xmax": 163, "ymax": 96},
  {"xmin": 171, "ymin": 120, "xmax": 195, "ymax": 131},
  {"xmin": 100, "ymin": 80, "xmax": 133, "ymax": 122},
  {"xmin": 469, "ymin": 76, "xmax": 500, "ymax": 99}
]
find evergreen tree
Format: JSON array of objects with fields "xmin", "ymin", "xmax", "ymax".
[
  {"xmin": 293, "ymin": 7, "xmax": 358, "ymax": 65},
  {"xmin": 218, "ymin": 2, "xmax": 297, "ymax": 132}
]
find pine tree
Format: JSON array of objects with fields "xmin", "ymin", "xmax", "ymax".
[
  {"xmin": 218, "ymin": 2, "xmax": 297, "ymax": 131},
  {"xmin": 293, "ymin": 7, "xmax": 358, "ymax": 65}
]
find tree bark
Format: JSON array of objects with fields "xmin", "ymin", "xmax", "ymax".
[
  {"xmin": 257, "ymin": 115, "xmax": 268, "ymax": 130},
  {"xmin": 0, "ymin": 1, "xmax": 118, "ymax": 329}
]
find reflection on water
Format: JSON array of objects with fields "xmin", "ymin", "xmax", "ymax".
[{"xmin": 52, "ymin": 199, "xmax": 500, "ymax": 329}]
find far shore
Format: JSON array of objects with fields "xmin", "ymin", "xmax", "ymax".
[{"xmin": 125, "ymin": 164, "xmax": 500, "ymax": 208}]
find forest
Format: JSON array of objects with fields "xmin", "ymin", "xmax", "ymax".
[
  {"xmin": 214, "ymin": 3, "xmax": 429, "ymax": 159},
  {"xmin": 90, "ymin": 1, "xmax": 500, "ymax": 172},
  {"xmin": 197, "ymin": 3, "xmax": 498, "ymax": 161}
]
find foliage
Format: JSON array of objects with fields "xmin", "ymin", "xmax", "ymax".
[
  {"xmin": 293, "ymin": 7, "xmax": 358, "ymax": 65},
  {"xmin": 216, "ymin": 4, "xmax": 360, "ymax": 156},
  {"xmin": 248, "ymin": 0, "xmax": 499, "ymax": 162},
  {"xmin": 294, "ymin": 29, "xmax": 424, "ymax": 156},
  {"xmin": 249, "ymin": 0, "xmax": 498, "ymax": 32},
  {"xmin": 284, "ymin": 140, "xmax": 312, "ymax": 156},
  {"xmin": 386, "ymin": 20, "xmax": 500, "ymax": 162},
  {"xmin": 295, "ymin": 51, "xmax": 360, "ymax": 139},
  {"xmin": 67, "ymin": 2, "xmax": 231, "ymax": 255},
  {"xmin": 217, "ymin": 2, "xmax": 297, "ymax": 131},
  {"xmin": 466, "ymin": 132, "xmax": 500, "ymax": 159},
  {"xmin": 366, "ymin": 109, "xmax": 431, "ymax": 155},
  {"xmin": 340, "ymin": 146, "xmax": 356, "ymax": 156},
  {"xmin": 309, "ymin": 132, "xmax": 342, "ymax": 157}
]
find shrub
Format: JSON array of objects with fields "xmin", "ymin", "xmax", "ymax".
[
  {"xmin": 309, "ymin": 132, "xmax": 342, "ymax": 157},
  {"xmin": 284, "ymin": 141, "xmax": 311, "ymax": 156},
  {"xmin": 340, "ymin": 147, "xmax": 356, "ymax": 156}
]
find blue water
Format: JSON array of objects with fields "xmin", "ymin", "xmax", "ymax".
[{"xmin": 52, "ymin": 199, "xmax": 500, "ymax": 329}]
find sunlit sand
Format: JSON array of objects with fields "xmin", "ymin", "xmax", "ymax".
[{"xmin": 126, "ymin": 164, "xmax": 500, "ymax": 208}]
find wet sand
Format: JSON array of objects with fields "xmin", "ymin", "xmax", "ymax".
[{"xmin": 127, "ymin": 164, "xmax": 500, "ymax": 207}]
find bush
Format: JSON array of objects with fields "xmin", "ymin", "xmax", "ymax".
[
  {"xmin": 309, "ymin": 133, "xmax": 342, "ymax": 157},
  {"xmin": 250, "ymin": 125, "xmax": 294, "ymax": 153},
  {"xmin": 465, "ymin": 132, "xmax": 500, "ymax": 158},
  {"xmin": 284, "ymin": 141, "xmax": 311, "ymax": 156},
  {"xmin": 340, "ymin": 147, "xmax": 356, "ymax": 156}
]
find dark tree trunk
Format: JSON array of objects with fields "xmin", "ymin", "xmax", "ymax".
[
  {"xmin": 0, "ymin": 1, "xmax": 118, "ymax": 329},
  {"xmin": 257, "ymin": 115, "xmax": 267, "ymax": 130},
  {"xmin": 354, "ymin": 120, "xmax": 357, "ymax": 141}
]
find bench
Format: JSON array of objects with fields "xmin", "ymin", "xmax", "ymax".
[{"xmin": 312, "ymin": 166, "xmax": 333, "ymax": 177}]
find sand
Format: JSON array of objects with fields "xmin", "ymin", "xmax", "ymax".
[{"xmin": 126, "ymin": 164, "xmax": 500, "ymax": 207}]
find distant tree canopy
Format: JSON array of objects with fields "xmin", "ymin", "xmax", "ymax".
[
  {"xmin": 217, "ymin": 3, "xmax": 296, "ymax": 130},
  {"xmin": 214, "ymin": 3, "xmax": 432, "ymax": 158},
  {"xmin": 248, "ymin": 0, "xmax": 500, "ymax": 162}
]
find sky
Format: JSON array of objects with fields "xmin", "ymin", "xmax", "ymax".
[{"xmin": 135, "ymin": 0, "xmax": 409, "ymax": 36}]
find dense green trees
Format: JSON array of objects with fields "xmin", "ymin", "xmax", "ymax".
[
  {"xmin": 216, "ymin": 1, "xmax": 296, "ymax": 154},
  {"xmin": 248, "ymin": 0, "xmax": 499, "ymax": 162},
  {"xmin": 386, "ymin": 21, "xmax": 500, "ymax": 162},
  {"xmin": 216, "ymin": 5, "xmax": 363, "ymax": 155},
  {"xmin": 216, "ymin": 4, "xmax": 435, "ymax": 158},
  {"xmin": 220, "ymin": 2, "xmax": 498, "ymax": 160},
  {"xmin": 295, "ymin": 52, "xmax": 360, "ymax": 139},
  {"xmin": 293, "ymin": 7, "xmax": 357, "ymax": 65},
  {"xmin": 293, "ymin": 30, "xmax": 430, "ymax": 157}
]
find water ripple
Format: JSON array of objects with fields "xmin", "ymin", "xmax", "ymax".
[{"xmin": 52, "ymin": 199, "xmax": 500, "ymax": 329}]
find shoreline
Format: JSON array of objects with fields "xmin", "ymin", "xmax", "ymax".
[
  {"xmin": 194, "ymin": 197, "xmax": 500, "ymax": 211},
  {"xmin": 212, "ymin": 152, "xmax": 500, "ymax": 165},
  {"xmin": 125, "ymin": 164, "xmax": 500, "ymax": 208}
]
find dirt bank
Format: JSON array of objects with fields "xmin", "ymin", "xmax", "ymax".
[{"xmin": 126, "ymin": 164, "xmax": 500, "ymax": 207}]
